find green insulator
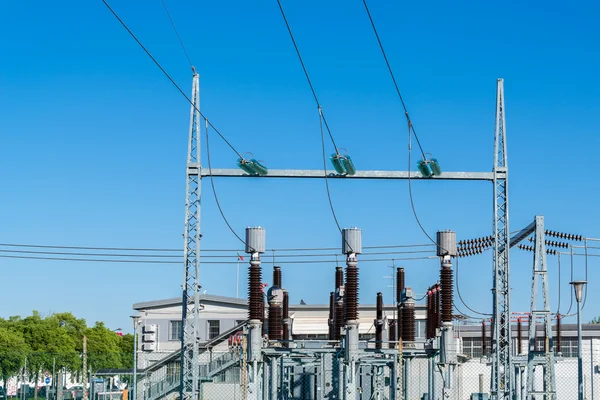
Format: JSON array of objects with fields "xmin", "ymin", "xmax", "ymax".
[
  {"xmin": 237, "ymin": 158, "xmax": 256, "ymax": 174},
  {"xmin": 340, "ymin": 155, "xmax": 356, "ymax": 176},
  {"xmin": 430, "ymin": 158, "xmax": 442, "ymax": 176},
  {"xmin": 330, "ymin": 154, "xmax": 346, "ymax": 174},
  {"xmin": 417, "ymin": 160, "xmax": 433, "ymax": 177},
  {"xmin": 249, "ymin": 159, "xmax": 268, "ymax": 176}
]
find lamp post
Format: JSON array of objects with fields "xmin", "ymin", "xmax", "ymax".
[
  {"xmin": 130, "ymin": 316, "xmax": 141, "ymax": 400},
  {"xmin": 571, "ymin": 280, "xmax": 587, "ymax": 400}
]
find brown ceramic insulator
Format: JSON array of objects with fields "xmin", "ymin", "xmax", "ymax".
[
  {"xmin": 328, "ymin": 292, "xmax": 335, "ymax": 340},
  {"xmin": 344, "ymin": 265, "xmax": 359, "ymax": 322},
  {"xmin": 517, "ymin": 318, "xmax": 522, "ymax": 355},
  {"xmin": 556, "ymin": 314, "xmax": 561, "ymax": 354},
  {"xmin": 335, "ymin": 302, "xmax": 344, "ymax": 341},
  {"xmin": 440, "ymin": 267, "xmax": 453, "ymax": 323},
  {"xmin": 335, "ymin": 266, "xmax": 344, "ymax": 289},
  {"xmin": 482, "ymin": 320, "xmax": 487, "ymax": 356},
  {"xmin": 426, "ymin": 290, "xmax": 432, "ymax": 339},
  {"xmin": 261, "ymin": 300, "xmax": 267, "ymax": 336},
  {"xmin": 248, "ymin": 265, "xmax": 263, "ymax": 320},
  {"xmin": 375, "ymin": 292, "xmax": 383, "ymax": 349},
  {"xmin": 268, "ymin": 303, "xmax": 283, "ymax": 341},
  {"xmin": 434, "ymin": 286, "xmax": 441, "ymax": 329},
  {"xmin": 397, "ymin": 268, "xmax": 405, "ymax": 305},
  {"xmin": 273, "ymin": 266, "xmax": 282, "ymax": 288},
  {"xmin": 388, "ymin": 319, "xmax": 397, "ymax": 349},
  {"xmin": 403, "ymin": 303, "xmax": 415, "ymax": 342},
  {"xmin": 282, "ymin": 290, "xmax": 290, "ymax": 347},
  {"xmin": 397, "ymin": 307, "xmax": 403, "ymax": 339}
]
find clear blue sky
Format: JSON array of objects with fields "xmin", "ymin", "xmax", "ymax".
[{"xmin": 1, "ymin": 0, "xmax": 599, "ymax": 332}]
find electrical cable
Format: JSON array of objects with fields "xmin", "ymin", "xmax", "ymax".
[
  {"xmin": 455, "ymin": 257, "xmax": 492, "ymax": 316},
  {"xmin": 159, "ymin": 0, "xmax": 193, "ymax": 69},
  {"xmin": 360, "ymin": 0, "xmax": 425, "ymax": 159},
  {"xmin": 0, "ymin": 242, "xmax": 434, "ymax": 252},
  {"xmin": 275, "ymin": 0, "xmax": 339, "ymax": 154},
  {"xmin": 101, "ymin": 0, "xmax": 244, "ymax": 160},
  {"xmin": 319, "ymin": 107, "xmax": 348, "ymax": 247},
  {"xmin": 204, "ymin": 118, "xmax": 247, "ymax": 247},
  {"xmin": 0, "ymin": 254, "xmax": 433, "ymax": 265}
]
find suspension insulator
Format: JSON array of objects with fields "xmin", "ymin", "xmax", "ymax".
[
  {"xmin": 345, "ymin": 265, "xmax": 359, "ymax": 322},
  {"xmin": 402, "ymin": 303, "xmax": 415, "ymax": 342},
  {"xmin": 426, "ymin": 289, "xmax": 433, "ymax": 339},
  {"xmin": 375, "ymin": 292, "xmax": 384, "ymax": 349},
  {"xmin": 248, "ymin": 265, "xmax": 263, "ymax": 320},
  {"xmin": 441, "ymin": 267, "xmax": 453, "ymax": 323},
  {"xmin": 328, "ymin": 292, "xmax": 335, "ymax": 340}
]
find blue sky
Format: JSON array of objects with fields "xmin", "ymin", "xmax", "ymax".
[{"xmin": 1, "ymin": 0, "xmax": 599, "ymax": 332}]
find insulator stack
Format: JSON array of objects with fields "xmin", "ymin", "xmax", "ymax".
[
  {"xmin": 426, "ymin": 288, "xmax": 433, "ymax": 339},
  {"xmin": 345, "ymin": 263, "xmax": 359, "ymax": 322},
  {"xmin": 482, "ymin": 320, "xmax": 487, "ymax": 356},
  {"xmin": 397, "ymin": 268, "xmax": 405, "ymax": 339},
  {"xmin": 268, "ymin": 303, "xmax": 282, "ymax": 340},
  {"xmin": 517, "ymin": 244, "xmax": 558, "ymax": 256},
  {"xmin": 556, "ymin": 314, "xmax": 561, "ymax": 354},
  {"xmin": 261, "ymin": 299, "xmax": 267, "ymax": 336},
  {"xmin": 517, "ymin": 318, "xmax": 522, "ymax": 354},
  {"xmin": 388, "ymin": 319, "xmax": 396, "ymax": 349},
  {"xmin": 434, "ymin": 284, "xmax": 441, "ymax": 329},
  {"xmin": 248, "ymin": 263, "xmax": 263, "ymax": 320},
  {"xmin": 402, "ymin": 301, "xmax": 415, "ymax": 342},
  {"xmin": 440, "ymin": 267, "xmax": 453, "ymax": 323},
  {"xmin": 328, "ymin": 292, "xmax": 335, "ymax": 340},
  {"xmin": 273, "ymin": 266, "xmax": 282, "ymax": 288},
  {"xmin": 375, "ymin": 292, "xmax": 383, "ymax": 349},
  {"xmin": 457, "ymin": 235, "xmax": 495, "ymax": 257},
  {"xmin": 526, "ymin": 237, "xmax": 570, "ymax": 249},
  {"xmin": 335, "ymin": 266, "xmax": 344, "ymax": 288},
  {"xmin": 457, "ymin": 248, "xmax": 486, "ymax": 258},
  {"xmin": 545, "ymin": 230, "xmax": 583, "ymax": 241},
  {"xmin": 282, "ymin": 290, "xmax": 290, "ymax": 347}
]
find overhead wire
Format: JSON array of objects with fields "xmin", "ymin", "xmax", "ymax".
[
  {"xmin": 159, "ymin": 0, "xmax": 193, "ymax": 68},
  {"xmin": 204, "ymin": 118, "xmax": 247, "ymax": 247},
  {"xmin": 100, "ymin": 0, "xmax": 244, "ymax": 160},
  {"xmin": 455, "ymin": 256, "xmax": 492, "ymax": 316}
]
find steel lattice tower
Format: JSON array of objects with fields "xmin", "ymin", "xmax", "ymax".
[
  {"xmin": 180, "ymin": 71, "xmax": 201, "ymax": 400},
  {"xmin": 492, "ymin": 78, "xmax": 512, "ymax": 399}
]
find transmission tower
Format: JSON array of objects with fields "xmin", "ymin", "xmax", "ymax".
[
  {"xmin": 491, "ymin": 78, "xmax": 512, "ymax": 399},
  {"xmin": 180, "ymin": 70, "xmax": 201, "ymax": 400}
]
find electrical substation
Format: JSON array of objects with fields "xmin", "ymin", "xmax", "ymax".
[{"xmin": 97, "ymin": 3, "xmax": 598, "ymax": 400}]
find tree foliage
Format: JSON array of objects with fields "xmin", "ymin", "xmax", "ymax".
[{"xmin": 0, "ymin": 311, "xmax": 133, "ymax": 387}]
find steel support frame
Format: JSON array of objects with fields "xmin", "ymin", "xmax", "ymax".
[
  {"xmin": 491, "ymin": 78, "xmax": 512, "ymax": 399},
  {"xmin": 180, "ymin": 72, "xmax": 201, "ymax": 400},
  {"xmin": 179, "ymin": 76, "xmax": 510, "ymax": 398}
]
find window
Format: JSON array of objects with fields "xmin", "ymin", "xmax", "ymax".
[
  {"xmin": 169, "ymin": 321, "xmax": 182, "ymax": 341},
  {"xmin": 558, "ymin": 338, "xmax": 578, "ymax": 357},
  {"xmin": 208, "ymin": 320, "xmax": 220, "ymax": 339},
  {"xmin": 463, "ymin": 337, "xmax": 492, "ymax": 358}
]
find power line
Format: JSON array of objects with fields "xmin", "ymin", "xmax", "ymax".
[
  {"xmin": 455, "ymin": 257, "xmax": 492, "ymax": 316},
  {"xmin": 275, "ymin": 0, "xmax": 339, "ymax": 154},
  {"xmin": 360, "ymin": 0, "xmax": 425, "ymax": 159},
  {"xmin": 100, "ymin": 0, "xmax": 244, "ymax": 160},
  {"xmin": 0, "ymin": 254, "xmax": 434, "ymax": 265},
  {"xmin": 159, "ymin": 0, "xmax": 193, "ymax": 68}
]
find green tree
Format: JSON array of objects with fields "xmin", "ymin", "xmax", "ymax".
[
  {"xmin": 591, "ymin": 316, "xmax": 600, "ymax": 324},
  {"xmin": 0, "ymin": 326, "xmax": 28, "ymax": 391},
  {"xmin": 118, "ymin": 334, "xmax": 135, "ymax": 369},
  {"xmin": 85, "ymin": 322, "xmax": 123, "ymax": 370}
]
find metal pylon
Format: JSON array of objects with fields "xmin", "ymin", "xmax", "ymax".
[
  {"xmin": 492, "ymin": 78, "xmax": 512, "ymax": 399},
  {"xmin": 526, "ymin": 216, "xmax": 556, "ymax": 399},
  {"xmin": 180, "ymin": 70, "xmax": 201, "ymax": 400}
]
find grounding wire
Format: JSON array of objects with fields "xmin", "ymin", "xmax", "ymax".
[
  {"xmin": 101, "ymin": 0, "xmax": 244, "ymax": 160},
  {"xmin": 159, "ymin": 0, "xmax": 193, "ymax": 69},
  {"xmin": 455, "ymin": 256, "xmax": 492, "ymax": 316},
  {"xmin": 275, "ymin": 0, "xmax": 339, "ymax": 154},
  {"xmin": 204, "ymin": 118, "xmax": 247, "ymax": 247},
  {"xmin": 360, "ymin": 0, "xmax": 426, "ymax": 159}
]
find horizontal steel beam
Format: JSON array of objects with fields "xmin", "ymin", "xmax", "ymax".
[
  {"xmin": 510, "ymin": 221, "xmax": 537, "ymax": 248},
  {"xmin": 200, "ymin": 169, "xmax": 495, "ymax": 181}
]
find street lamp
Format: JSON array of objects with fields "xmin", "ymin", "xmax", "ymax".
[
  {"xmin": 130, "ymin": 316, "xmax": 141, "ymax": 400},
  {"xmin": 570, "ymin": 280, "xmax": 587, "ymax": 400}
]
